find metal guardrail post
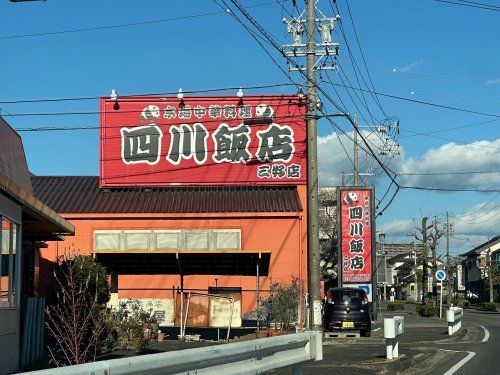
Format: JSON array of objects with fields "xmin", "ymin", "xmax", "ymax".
[
  {"xmin": 383, "ymin": 316, "xmax": 404, "ymax": 360},
  {"xmin": 446, "ymin": 306, "xmax": 463, "ymax": 336}
]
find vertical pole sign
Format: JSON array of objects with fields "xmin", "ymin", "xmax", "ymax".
[{"xmin": 338, "ymin": 187, "xmax": 376, "ymax": 314}]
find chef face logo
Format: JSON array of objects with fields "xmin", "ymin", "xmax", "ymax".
[
  {"xmin": 140, "ymin": 105, "xmax": 161, "ymax": 121},
  {"xmin": 255, "ymin": 104, "xmax": 274, "ymax": 119},
  {"xmin": 344, "ymin": 192, "xmax": 359, "ymax": 205}
]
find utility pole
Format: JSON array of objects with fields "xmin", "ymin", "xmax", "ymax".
[
  {"xmin": 283, "ymin": 0, "xmax": 339, "ymax": 332},
  {"xmin": 487, "ymin": 248, "xmax": 494, "ymax": 303},
  {"xmin": 351, "ymin": 113, "xmax": 399, "ymax": 187},
  {"xmin": 353, "ymin": 113, "xmax": 359, "ymax": 186},
  {"xmin": 446, "ymin": 211, "xmax": 451, "ymax": 305},
  {"xmin": 306, "ymin": 0, "xmax": 322, "ymax": 332},
  {"xmin": 421, "ymin": 217, "xmax": 429, "ymax": 304},
  {"xmin": 413, "ymin": 241, "xmax": 418, "ymax": 302}
]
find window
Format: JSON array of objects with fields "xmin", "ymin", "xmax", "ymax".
[
  {"xmin": 185, "ymin": 231, "xmax": 209, "ymax": 250},
  {"xmin": 213, "ymin": 230, "xmax": 240, "ymax": 250},
  {"xmin": 94, "ymin": 231, "xmax": 120, "ymax": 250},
  {"xmin": 1, "ymin": 217, "xmax": 19, "ymax": 308},
  {"xmin": 93, "ymin": 229, "xmax": 242, "ymax": 251},
  {"xmin": 155, "ymin": 231, "xmax": 180, "ymax": 250},
  {"xmin": 123, "ymin": 231, "xmax": 150, "ymax": 250}
]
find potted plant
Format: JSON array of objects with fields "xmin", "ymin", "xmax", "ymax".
[{"xmin": 157, "ymin": 330, "xmax": 165, "ymax": 342}]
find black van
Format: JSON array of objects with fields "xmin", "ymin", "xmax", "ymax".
[{"xmin": 323, "ymin": 287, "xmax": 372, "ymax": 337}]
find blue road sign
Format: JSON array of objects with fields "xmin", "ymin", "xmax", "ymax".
[{"xmin": 435, "ymin": 270, "xmax": 447, "ymax": 281}]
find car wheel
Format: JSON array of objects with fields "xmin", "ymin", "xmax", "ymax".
[{"xmin": 361, "ymin": 330, "xmax": 371, "ymax": 337}]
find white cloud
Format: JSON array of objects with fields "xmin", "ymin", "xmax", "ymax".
[
  {"xmin": 379, "ymin": 201, "xmax": 500, "ymax": 255},
  {"xmin": 452, "ymin": 201, "xmax": 500, "ymax": 240},
  {"xmin": 395, "ymin": 140, "xmax": 500, "ymax": 189},
  {"xmin": 485, "ymin": 78, "xmax": 500, "ymax": 85},
  {"xmin": 378, "ymin": 218, "xmax": 415, "ymax": 237},
  {"xmin": 318, "ymin": 130, "xmax": 499, "ymax": 191},
  {"xmin": 318, "ymin": 130, "xmax": 388, "ymax": 186},
  {"xmin": 394, "ymin": 60, "xmax": 423, "ymax": 73}
]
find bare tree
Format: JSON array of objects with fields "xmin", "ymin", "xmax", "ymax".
[
  {"xmin": 46, "ymin": 255, "xmax": 107, "ymax": 367},
  {"xmin": 412, "ymin": 216, "xmax": 444, "ymax": 304},
  {"xmin": 318, "ymin": 187, "xmax": 338, "ymax": 283}
]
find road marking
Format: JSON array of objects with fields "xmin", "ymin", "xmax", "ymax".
[
  {"xmin": 480, "ymin": 325, "xmax": 489, "ymax": 342},
  {"xmin": 373, "ymin": 328, "xmax": 381, "ymax": 332},
  {"xmin": 441, "ymin": 350, "xmax": 476, "ymax": 375}
]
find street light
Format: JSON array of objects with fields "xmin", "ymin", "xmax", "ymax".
[{"xmin": 379, "ymin": 233, "xmax": 387, "ymax": 300}]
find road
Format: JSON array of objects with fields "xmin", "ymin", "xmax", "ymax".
[
  {"xmin": 270, "ymin": 303, "xmax": 499, "ymax": 374},
  {"xmin": 431, "ymin": 308, "xmax": 500, "ymax": 375}
]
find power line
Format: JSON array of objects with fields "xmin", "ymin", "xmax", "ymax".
[
  {"xmin": 216, "ymin": 1, "xmax": 500, "ymax": 196},
  {"xmin": 14, "ymin": 110, "xmax": 309, "ymax": 133},
  {"xmin": 397, "ymin": 170, "xmax": 500, "ymax": 176},
  {"xmin": 1, "ymin": 95, "xmax": 303, "ymax": 117},
  {"xmin": 225, "ymin": 0, "xmax": 401, "ymax": 193},
  {"xmin": 333, "ymin": 83, "xmax": 500, "ymax": 118},
  {"xmin": 0, "ymin": 83, "xmax": 294, "ymax": 105},
  {"xmin": 399, "ymin": 185, "xmax": 500, "ymax": 193},
  {"xmin": 330, "ymin": 0, "xmax": 388, "ymax": 120},
  {"xmin": 342, "ymin": 0, "xmax": 388, "ymax": 118},
  {"xmin": 398, "ymin": 118, "xmax": 500, "ymax": 138},
  {"xmin": 454, "ymin": 192, "xmax": 499, "ymax": 217},
  {"xmin": 399, "ymin": 129, "xmax": 500, "ymax": 150},
  {"xmin": 434, "ymin": 0, "xmax": 500, "ymax": 12},
  {"xmin": 0, "ymin": 1, "xmax": 282, "ymax": 40}
]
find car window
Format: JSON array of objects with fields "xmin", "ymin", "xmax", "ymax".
[{"xmin": 332, "ymin": 290, "xmax": 363, "ymax": 306}]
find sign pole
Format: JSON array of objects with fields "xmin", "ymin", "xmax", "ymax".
[
  {"xmin": 439, "ymin": 282, "xmax": 443, "ymax": 318},
  {"xmin": 435, "ymin": 270, "xmax": 446, "ymax": 318}
]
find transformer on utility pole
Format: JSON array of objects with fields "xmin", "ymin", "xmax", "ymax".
[{"xmin": 282, "ymin": 0, "xmax": 340, "ymax": 332}]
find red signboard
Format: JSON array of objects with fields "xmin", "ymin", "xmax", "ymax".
[
  {"xmin": 99, "ymin": 95, "xmax": 306, "ymax": 187},
  {"xmin": 339, "ymin": 188, "xmax": 374, "ymax": 284}
]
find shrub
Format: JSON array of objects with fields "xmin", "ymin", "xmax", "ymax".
[
  {"xmin": 416, "ymin": 304, "xmax": 439, "ymax": 317},
  {"xmin": 482, "ymin": 302, "xmax": 497, "ymax": 312},
  {"xmin": 46, "ymin": 254, "xmax": 109, "ymax": 366},
  {"xmin": 452, "ymin": 299, "xmax": 470, "ymax": 309},
  {"xmin": 387, "ymin": 301, "xmax": 404, "ymax": 312},
  {"xmin": 260, "ymin": 277, "xmax": 301, "ymax": 331},
  {"xmin": 105, "ymin": 299, "xmax": 152, "ymax": 352}
]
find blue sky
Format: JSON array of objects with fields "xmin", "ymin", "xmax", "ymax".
[{"xmin": 0, "ymin": 0, "xmax": 498, "ymax": 254}]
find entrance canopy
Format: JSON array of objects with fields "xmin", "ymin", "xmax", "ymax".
[
  {"xmin": 0, "ymin": 171, "xmax": 74, "ymax": 240},
  {"xmin": 94, "ymin": 250, "xmax": 271, "ymax": 276}
]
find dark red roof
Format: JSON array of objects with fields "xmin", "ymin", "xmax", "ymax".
[{"xmin": 31, "ymin": 176, "xmax": 303, "ymax": 214}]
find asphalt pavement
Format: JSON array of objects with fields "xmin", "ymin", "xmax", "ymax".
[
  {"xmin": 269, "ymin": 302, "xmax": 499, "ymax": 374},
  {"xmin": 428, "ymin": 307, "xmax": 500, "ymax": 375}
]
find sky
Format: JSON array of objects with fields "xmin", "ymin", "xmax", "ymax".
[{"xmin": 0, "ymin": 0, "xmax": 499, "ymax": 255}]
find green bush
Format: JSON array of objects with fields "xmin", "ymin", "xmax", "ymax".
[
  {"xmin": 452, "ymin": 299, "xmax": 470, "ymax": 309},
  {"xmin": 260, "ymin": 278, "xmax": 301, "ymax": 331},
  {"xmin": 416, "ymin": 304, "xmax": 439, "ymax": 317},
  {"xmin": 104, "ymin": 299, "xmax": 153, "ymax": 352},
  {"xmin": 387, "ymin": 301, "xmax": 404, "ymax": 311},
  {"xmin": 482, "ymin": 302, "xmax": 497, "ymax": 311}
]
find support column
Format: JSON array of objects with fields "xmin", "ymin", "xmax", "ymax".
[
  {"xmin": 256, "ymin": 254, "xmax": 261, "ymax": 331},
  {"xmin": 110, "ymin": 272, "xmax": 119, "ymax": 308}
]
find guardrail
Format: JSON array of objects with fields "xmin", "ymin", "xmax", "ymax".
[
  {"xmin": 22, "ymin": 331, "xmax": 322, "ymax": 375},
  {"xmin": 446, "ymin": 306, "xmax": 463, "ymax": 336},
  {"xmin": 384, "ymin": 316, "xmax": 404, "ymax": 360}
]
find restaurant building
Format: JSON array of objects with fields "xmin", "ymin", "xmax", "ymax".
[{"xmin": 33, "ymin": 94, "xmax": 309, "ymax": 328}]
